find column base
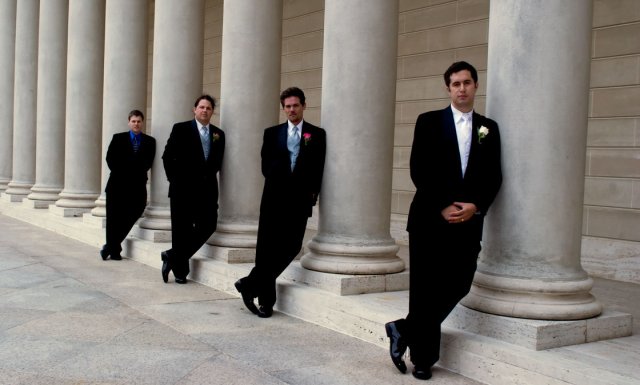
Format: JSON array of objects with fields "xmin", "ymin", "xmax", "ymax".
[
  {"xmin": 283, "ymin": 261, "xmax": 409, "ymax": 295},
  {"xmin": 448, "ymin": 305, "xmax": 632, "ymax": 350},
  {"xmin": 301, "ymin": 237, "xmax": 405, "ymax": 275},
  {"xmin": 461, "ymin": 271, "xmax": 603, "ymax": 320},
  {"xmin": 138, "ymin": 205, "xmax": 171, "ymax": 231},
  {"xmin": 82, "ymin": 212, "xmax": 106, "ymax": 229},
  {"xmin": 1, "ymin": 193, "xmax": 27, "ymax": 203},
  {"xmin": 207, "ymin": 245, "xmax": 256, "ymax": 263},
  {"xmin": 131, "ymin": 225, "xmax": 171, "ymax": 243},
  {"xmin": 209, "ymin": 221, "xmax": 258, "ymax": 248},
  {"xmin": 27, "ymin": 186, "xmax": 62, "ymax": 202},
  {"xmin": 91, "ymin": 195, "xmax": 106, "ymax": 217},
  {"xmin": 49, "ymin": 205, "xmax": 91, "ymax": 217},
  {"xmin": 55, "ymin": 191, "xmax": 99, "ymax": 210},
  {"xmin": 23, "ymin": 199, "xmax": 55, "ymax": 209}
]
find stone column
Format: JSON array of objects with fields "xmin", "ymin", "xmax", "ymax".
[
  {"xmin": 0, "ymin": 0, "xmax": 17, "ymax": 193},
  {"xmin": 460, "ymin": 0, "xmax": 601, "ymax": 320},
  {"xmin": 138, "ymin": 0, "xmax": 204, "ymax": 235},
  {"xmin": 4, "ymin": 0, "xmax": 39, "ymax": 202},
  {"xmin": 53, "ymin": 0, "xmax": 105, "ymax": 216},
  {"xmin": 300, "ymin": 0, "xmax": 404, "ymax": 275},
  {"xmin": 27, "ymin": 0, "xmax": 68, "ymax": 208},
  {"xmin": 209, "ymin": 0, "xmax": 282, "ymax": 257},
  {"xmin": 91, "ymin": 0, "xmax": 148, "ymax": 219}
]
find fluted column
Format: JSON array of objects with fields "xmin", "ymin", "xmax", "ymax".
[
  {"xmin": 27, "ymin": 0, "xmax": 68, "ymax": 207},
  {"xmin": 91, "ymin": 0, "xmax": 148, "ymax": 218},
  {"xmin": 460, "ymin": 0, "xmax": 601, "ymax": 320},
  {"xmin": 210, "ymin": 0, "xmax": 282, "ymax": 251},
  {"xmin": 4, "ymin": 0, "xmax": 39, "ymax": 201},
  {"xmin": 0, "ymin": 0, "xmax": 17, "ymax": 193},
  {"xmin": 54, "ymin": 0, "xmax": 105, "ymax": 215},
  {"xmin": 139, "ymin": 0, "xmax": 205, "ymax": 232},
  {"xmin": 300, "ymin": 0, "xmax": 404, "ymax": 275}
]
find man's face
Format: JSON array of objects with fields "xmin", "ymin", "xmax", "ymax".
[
  {"xmin": 447, "ymin": 70, "xmax": 477, "ymax": 112},
  {"xmin": 128, "ymin": 115, "xmax": 144, "ymax": 134},
  {"xmin": 193, "ymin": 99, "xmax": 214, "ymax": 125},
  {"xmin": 282, "ymin": 96, "xmax": 305, "ymax": 125}
]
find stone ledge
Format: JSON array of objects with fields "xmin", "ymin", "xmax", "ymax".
[{"xmin": 447, "ymin": 305, "xmax": 633, "ymax": 350}]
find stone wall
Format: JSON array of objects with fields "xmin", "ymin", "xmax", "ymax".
[{"xmin": 180, "ymin": 0, "xmax": 639, "ymax": 282}]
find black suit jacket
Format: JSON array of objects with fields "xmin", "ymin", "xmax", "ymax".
[
  {"xmin": 162, "ymin": 119, "xmax": 225, "ymax": 200},
  {"xmin": 105, "ymin": 131, "xmax": 156, "ymax": 196},
  {"xmin": 406, "ymin": 106, "xmax": 502, "ymax": 242},
  {"xmin": 260, "ymin": 121, "xmax": 326, "ymax": 217}
]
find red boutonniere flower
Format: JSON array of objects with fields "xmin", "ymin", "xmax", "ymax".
[
  {"xmin": 212, "ymin": 133, "xmax": 220, "ymax": 142},
  {"xmin": 303, "ymin": 132, "xmax": 311, "ymax": 145}
]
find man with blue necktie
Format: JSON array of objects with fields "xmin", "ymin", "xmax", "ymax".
[
  {"xmin": 161, "ymin": 95, "xmax": 225, "ymax": 284},
  {"xmin": 101, "ymin": 110, "xmax": 156, "ymax": 261},
  {"xmin": 235, "ymin": 87, "xmax": 326, "ymax": 318}
]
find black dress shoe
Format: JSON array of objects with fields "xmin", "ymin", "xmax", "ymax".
[
  {"xmin": 100, "ymin": 245, "xmax": 109, "ymax": 261},
  {"xmin": 175, "ymin": 277, "xmax": 187, "ymax": 284},
  {"xmin": 161, "ymin": 251, "xmax": 171, "ymax": 283},
  {"xmin": 385, "ymin": 321, "xmax": 407, "ymax": 374},
  {"xmin": 412, "ymin": 366, "xmax": 432, "ymax": 380},
  {"xmin": 110, "ymin": 254, "xmax": 122, "ymax": 260},
  {"xmin": 234, "ymin": 279, "xmax": 259, "ymax": 315},
  {"xmin": 257, "ymin": 306, "xmax": 273, "ymax": 318}
]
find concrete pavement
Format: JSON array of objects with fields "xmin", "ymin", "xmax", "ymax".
[{"xmin": 0, "ymin": 214, "xmax": 480, "ymax": 385}]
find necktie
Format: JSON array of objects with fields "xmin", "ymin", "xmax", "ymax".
[
  {"xmin": 201, "ymin": 126, "xmax": 210, "ymax": 160},
  {"xmin": 460, "ymin": 115, "xmax": 472, "ymax": 176},
  {"xmin": 287, "ymin": 126, "xmax": 300, "ymax": 171},
  {"xmin": 132, "ymin": 136, "xmax": 139, "ymax": 152}
]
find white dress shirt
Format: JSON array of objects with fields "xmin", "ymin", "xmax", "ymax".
[{"xmin": 451, "ymin": 105, "xmax": 473, "ymax": 177}]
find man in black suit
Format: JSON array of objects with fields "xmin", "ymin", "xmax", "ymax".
[
  {"xmin": 235, "ymin": 87, "xmax": 326, "ymax": 318},
  {"xmin": 385, "ymin": 62, "xmax": 502, "ymax": 380},
  {"xmin": 161, "ymin": 95, "xmax": 225, "ymax": 284},
  {"xmin": 101, "ymin": 110, "xmax": 156, "ymax": 261}
]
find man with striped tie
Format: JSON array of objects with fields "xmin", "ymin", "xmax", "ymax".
[{"xmin": 161, "ymin": 95, "xmax": 225, "ymax": 284}]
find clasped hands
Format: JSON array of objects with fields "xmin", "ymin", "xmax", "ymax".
[{"xmin": 441, "ymin": 202, "xmax": 477, "ymax": 224}]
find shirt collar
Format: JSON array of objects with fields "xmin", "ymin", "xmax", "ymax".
[
  {"xmin": 288, "ymin": 120, "xmax": 304, "ymax": 135},
  {"xmin": 451, "ymin": 104, "xmax": 473, "ymax": 123},
  {"xmin": 129, "ymin": 130, "xmax": 140, "ymax": 140},
  {"xmin": 196, "ymin": 120, "xmax": 209, "ymax": 131}
]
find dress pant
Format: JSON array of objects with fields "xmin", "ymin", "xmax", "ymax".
[
  {"xmin": 168, "ymin": 187, "xmax": 218, "ymax": 278},
  {"xmin": 404, "ymin": 224, "xmax": 480, "ymax": 367},
  {"xmin": 105, "ymin": 188, "xmax": 146, "ymax": 255},
  {"xmin": 245, "ymin": 204, "xmax": 309, "ymax": 309}
]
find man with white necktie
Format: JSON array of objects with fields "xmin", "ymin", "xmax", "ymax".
[
  {"xmin": 235, "ymin": 87, "xmax": 326, "ymax": 318},
  {"xmin": 161, "ymin": 95, "xmax": 225, "ymax": 284},
  {"xmin": 385, "ymin": 62, "xmax": 502, "ymax": 380}
]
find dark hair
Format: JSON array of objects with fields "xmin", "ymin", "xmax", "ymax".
[
  {"xmin": 443, "ymin": 61, "xmax": 478, "ymax": 87},
  {"xmin": 194, "ymin": 94, "xmax": 216, "ymax": 109},
  {"xmin": 128, "ymin": 109, "xmax": 144, "ymax": 121},
  {"xmin": 280, "ymin": 87, "xmax": 306, "ymax": 107}
]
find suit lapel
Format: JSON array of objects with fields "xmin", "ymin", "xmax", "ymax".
[{"xmin": 443, "ymin": 107, "xmax": 463, "ymax": 178}]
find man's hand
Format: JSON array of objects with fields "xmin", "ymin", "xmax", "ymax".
[{"xmin": 441, "ymin": 202, "xmax": 477, "ymax": 224}]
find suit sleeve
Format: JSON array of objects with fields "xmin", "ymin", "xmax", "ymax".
[
  {"xmin": 410, "ymin": 113, "xmax": 454, "ymax": 213},
  {"xmin": 162, "ymin": 124, "xmax": 179, "ymax": 182},
  {"xmin": 261, "ymin": 128, "xmax": 274, "ymax": 178},
  {"xmin": 106, "ymin": 134, "xmax": 122, "ymax": 172},
  {"xmin": 143, "ymin": 136, "xmax": 156, "ymax": 172}
]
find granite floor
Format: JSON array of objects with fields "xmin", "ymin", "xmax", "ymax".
[{"xmin": 0, "ymin": 214, "xmax": 482, "ymax": 385}]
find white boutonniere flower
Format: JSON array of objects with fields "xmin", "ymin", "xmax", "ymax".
[{"xmin": 478, "ymin": 126, "xmax": 489, "ymax": 144}]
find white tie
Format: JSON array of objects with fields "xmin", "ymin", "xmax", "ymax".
[{"xmin": 460, "ymin": 115, "xmax": 471, "ymax": 176}]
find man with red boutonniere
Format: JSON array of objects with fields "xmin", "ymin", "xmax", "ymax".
[
  {"xmin": 385, "ymin": 62, "xmax": 502, "ymax": 380},
  {"xmin": 235, "ymin": 87, "xmax": 326, "ymax": 319}
]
